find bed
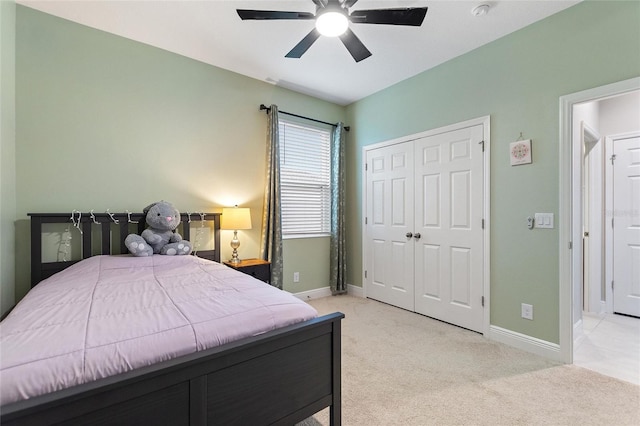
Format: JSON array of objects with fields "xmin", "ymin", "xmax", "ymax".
[{"xmin": 0, "ymin": 212, "xmax": 344, "ymax": 425}]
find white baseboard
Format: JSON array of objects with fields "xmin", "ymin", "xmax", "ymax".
[
  {"xmin": 293, "ymin": 286, "xmax": 332, "ymax": 301},
  {"xmin": 489, "ymin": 325, "xmax": 563, "ymax": 362},
  {"xmin": 294, "ymin": 284, "xmax": 364, "ymax": 300},
  {"xmin": 348, "ymin": 284, "xmax": 364, "ymax": 298}
]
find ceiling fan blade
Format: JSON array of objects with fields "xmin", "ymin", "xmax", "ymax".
[
  {"xmin": 342, "ymin": 0, "xmax": 359, "ymax": 8},
  {"xmin": 339, "ymin": 28, "xmax": 372, "ymax": 62},
  {"xmin": 349, "ymin": 8, "xmax": 428, "ymax": 26},
  {"xmin": 286, "ymin": 28, "xmax": 322, "ymax": 58},
  {"xmin": 311, "ymin": 0, "xmax": 327, "ymax": 7},
  {"xmin": 237, "ymin": 10, "xmax": 315, "ymax": 20}
]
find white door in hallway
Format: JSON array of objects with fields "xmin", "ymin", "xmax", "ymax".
[
  {"xmin": 365, "ymin": 141, "xmax": 415, "ymax": 311},
  {"xmin": 413, "ymin": 125, "xmax": 485, "ymax": 332},
  {"xmin": 613, "ymin": 136, "xmax": 640, "ymax": 317}
]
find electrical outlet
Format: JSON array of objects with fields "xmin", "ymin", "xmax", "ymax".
[
  {"xmin": 521, "ymin": 303, "xmax": 533, "ymax": 320},
  {"xmin": 293, "ymin": 272, "xmax": 300, "ymax": 283}
]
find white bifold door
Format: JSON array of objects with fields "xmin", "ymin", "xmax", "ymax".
[{"xmin": 365, "ymin": 123, "xmax": 485, "ymax": 332}]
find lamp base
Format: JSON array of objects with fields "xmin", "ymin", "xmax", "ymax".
[{"xmin": 229, "ymin": 232, "xmax": 241, "ymax": 264}]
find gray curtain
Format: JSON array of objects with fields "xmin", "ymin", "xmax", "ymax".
[
  {"xmin": 260, "ymin": 105, "xmax": 284, "ymax": 289},
  {"xmin": 330, "ymin": 123, "xmax": 347, "ymax": 294}
]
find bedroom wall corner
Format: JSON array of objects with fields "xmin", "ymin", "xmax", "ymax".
[
  {"xmin": 344, "ymin": 0, "xmax": 640, "ymax": 345},
  {"xmin": 13, "ymin": 5, "xmax": 346, "ymax": 301},
  {"xmin": 0, "ymin": 0, "xmax": 17, "ymax": 316}
]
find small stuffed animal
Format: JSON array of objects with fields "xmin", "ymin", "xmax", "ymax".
[{"xmin": 125, "ymin": 201, "xmax": 192, "ymax": 257}]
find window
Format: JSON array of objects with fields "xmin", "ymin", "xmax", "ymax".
[{"xmin": 279, "ymin": 119, "xmax": 331, "ymax": 237}]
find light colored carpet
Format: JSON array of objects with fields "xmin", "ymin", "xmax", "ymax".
[{"xmin": 299, "ymin": 295, "xmax": 640, "ymax": 426}]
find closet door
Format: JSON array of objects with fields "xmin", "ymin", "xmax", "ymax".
[
  {"xmin": 365, "ymin": 141, "xmax": 415, "ymax": 311},
  {"xmin": 414, "ymin": 125, "xmax": 485, "ymax": 332}
]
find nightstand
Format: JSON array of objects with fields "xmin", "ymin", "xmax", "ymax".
[{"xmin": 224, "ymin": 258, "xmax": 271, "ymax": 284}]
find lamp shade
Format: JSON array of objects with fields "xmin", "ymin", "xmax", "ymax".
[{"xmin": 221, "ymin": 208, "xmax": 252, "ymax": 230}]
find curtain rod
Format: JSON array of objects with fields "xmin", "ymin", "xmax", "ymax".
[{"xmin": 259, "ymin": 104, "xmax": 350, "ymax": 132}]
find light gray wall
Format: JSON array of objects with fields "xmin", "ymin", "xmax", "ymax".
[{"xmin": 600, "ymin": 91, "xmax": 640, "ymax": 136}]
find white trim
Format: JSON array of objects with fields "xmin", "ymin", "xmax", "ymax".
[
  {"xmin": 483, "ymin": 118, "xmax": 491, "ymax": 336},
  {"xmin": 605, "ymin": 135, "xmax": 614, "ymax": 314},
  {"xmin": 362, "ymin": 116, "xmax": 491, "ymax": 336},
  {"xmin": 293, "ymin": 284, "xmax": 364, "ymax": 301},
  {"xmin": 489, "ymin": 326, "xmax": 562, "ymax": 362},
  {"xmin": 559, "ymin": 77, "xmax": 640, "ymax": 364},
  {"xmin": 364, "ymin": 115, "xmax": 491, "ymax": 152},
  {"xmin": 293, "ymin": 286, "xmax": 332, "ymax": 301},
  {"xmin": 347, "ymin": 284, "xmax": 364, "ymax": 298}
]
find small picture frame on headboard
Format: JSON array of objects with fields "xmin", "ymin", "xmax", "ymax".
[{"xmin": 510, "ymin": 139, "xmax": 532, "ymax": 166}]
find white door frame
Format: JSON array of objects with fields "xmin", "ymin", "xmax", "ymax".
[
  {"xmin": 559, "ymin": 77, "xmax": 640, "ymax": 363},
  {"xmin": 581, "ymin": 121, "xmax": 603, "ymax": 315},
  {"xmin": 362, "ymin": 115, "xmax": 491, "ymax": 336}
]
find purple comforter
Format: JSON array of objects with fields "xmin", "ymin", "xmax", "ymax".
[{"xmin": 0, "ymin": 255, "xmax": 317, "ymax": 405}]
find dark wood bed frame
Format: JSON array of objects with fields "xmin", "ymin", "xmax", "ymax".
[{"xmin": 1, "ymin": 212, "xmax": 343, "ymax": 426}]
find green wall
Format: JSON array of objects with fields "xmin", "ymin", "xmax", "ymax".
[
  {"xmin": 12, "ymin": 5, "xmax": 345, "ymax": 301},
  {"xmin": 345, "ymin": 1, "xmax": 640, "ymax": 343},
  {"xmin": 283, "ymin": 237, "xmax": 330, "ymax": 294},
  {"xmin": 9, "ymin": 1, "xmax": 640, "ymax": 346},
  {"xmin": 1, "ymin": 0, "xmax": 17, "ymax": 316}
]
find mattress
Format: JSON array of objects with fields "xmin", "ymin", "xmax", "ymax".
[{"xmin": 0, "ymin": 255, "xmax": 317, "ymax": 405}]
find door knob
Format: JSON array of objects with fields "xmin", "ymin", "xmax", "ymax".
[
  {"xmin": 414, "ymin": 233, "xmax": 421, "ymax": 240},
  {"xmin": 406, "ymin": 232, "xmax": 413, "ymax": 238}
]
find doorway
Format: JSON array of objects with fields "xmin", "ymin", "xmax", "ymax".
[{"xmin": 559, "ymin": 78, "xmax": 640, "ymax": 383}]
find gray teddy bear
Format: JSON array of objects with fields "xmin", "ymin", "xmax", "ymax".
[{"xmin": 125, "ymin": 201, "xmax": 192, "ymax": 257}]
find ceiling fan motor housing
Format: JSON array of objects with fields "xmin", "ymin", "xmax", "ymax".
[
  {"xmin": 237, "ymin": 0, "xmax": 428, "ymax": 62},
  {"xmin": 315, "ymin": 3, "xmax": 349, "ymax": 37}
]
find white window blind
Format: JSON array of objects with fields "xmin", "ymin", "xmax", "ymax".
[{"xmin": 279, "ymin": 119, "xmax": 331, "ymax": 236}]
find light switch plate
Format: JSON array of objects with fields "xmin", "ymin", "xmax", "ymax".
[{"xmin": 534, "ymin": 213, "xmax": 554, "ymax": 229}]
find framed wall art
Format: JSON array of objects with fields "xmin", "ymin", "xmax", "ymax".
[{"xmin": 510, "ymin": 139, "xmax": 532, "ymax": 166}]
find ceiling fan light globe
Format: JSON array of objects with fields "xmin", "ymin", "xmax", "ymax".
[{"xmin": 315, "ymin": 12, "xmax": 348, "ymax": 37}]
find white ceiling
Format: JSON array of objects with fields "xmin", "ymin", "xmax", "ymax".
[{"xmin": 18, "ymin": 0, "xmax": 581, "ymax": 105}]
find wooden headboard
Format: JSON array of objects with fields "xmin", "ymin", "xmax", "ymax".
[{"xmin": 28, "ymin": 212, "xmax": 221, "ymax": 288}]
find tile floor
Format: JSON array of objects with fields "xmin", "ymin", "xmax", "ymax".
[{"xmin": 574, "ymin": 312, "xmax": 640, "ymax": 385}]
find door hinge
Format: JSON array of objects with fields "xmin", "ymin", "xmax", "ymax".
[
  {"xmin": 569, "ymin": 241, "xmax": 573, "ymax": 249},
  {"xmin": 612, "ymin": 218, "xmax": 614, "ymax": 228},
  {"xmin": 479, "ymin": 140, "xmax": 485, "ymax": 152},
  {"xmin": 481, "ymin": 296, "xmax": 485, "ymax": 307},
  {"xmin": 481, "ymin": 219, "xmax": 485, "ymax": 229},
  {"xmin": 364, "ymin": 270, "xmax": 367, "ymax": 279},
  {"xmin": 365, "ymin": 217, "xmax": 368, "ymax": 225},
  {"xmin": 612, "ymin": 280, "xmax": 614, "ymax": 290},
  {"xmin": 610, "ymin": 154, "xmax": 616, "ymax": 165},
  {"xmin": 365, "ymin": 163, "xmax": 368, "ymax": 171}
]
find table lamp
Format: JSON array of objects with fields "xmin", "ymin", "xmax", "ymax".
[{"xmin": 221, "ymin": 206, "xmax": 252, "ymax": 264}]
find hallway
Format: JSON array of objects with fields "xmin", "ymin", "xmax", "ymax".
[{"xmin": 574, "ymin": 312, "xmax": 640, "ymax": 385}]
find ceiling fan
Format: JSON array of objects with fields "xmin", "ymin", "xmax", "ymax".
[{"xmin": 237, "ymin": 0, "xmax": 428, "ymax": 63}]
